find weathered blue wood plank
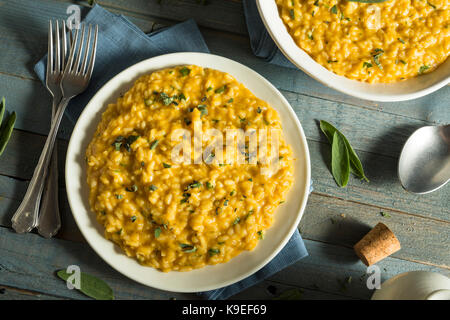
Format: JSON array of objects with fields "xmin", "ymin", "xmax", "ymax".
[
  {"xmin": 0, "ymin": 74, "xmax": 74, "ymax": 140},
  {"xmin": 0, "ymin": 128, "xmax": 68, "ymax": 183},
  {"xmin": 0, "ymin": 226, "xmax": 197, "ymax": 300},
  {"xmin": 300, "ymin": 194, "xmax": 450, "ymax": 267},
  {"xmin": 0, "ymin": 285, "xmax": 64, "ymax": 300},
  {"xmin": 269, "ymin": 239, "xmax": 450, "ymax": 300},
  {"xmin": 307, "ymin": 141, "xmax": 449, "ymax": 222},
  {"xmin": 97, "ymin": 0, "xmax": 247, "ymax": 35},
  {"xmin": 0, "ymin": 225, "xmax": 447, "ymax": 300}
]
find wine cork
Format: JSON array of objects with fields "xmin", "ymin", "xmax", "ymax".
[{"xmin": 354, "ymin": 222, "xmax": 401, "ymax": 266}]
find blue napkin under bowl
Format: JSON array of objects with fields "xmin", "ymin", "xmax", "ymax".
[
  {"xmin": 34, "ymin": 4, "xmax": 309, "ymax": 300},
  {"xmin": 242, "ymin": 0, "xmax": 296, "ymax": 69}
]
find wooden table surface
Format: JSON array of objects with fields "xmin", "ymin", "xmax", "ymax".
[{"xmin": 0, "ymin": 0, "xmax": 449, "ymax": 300}]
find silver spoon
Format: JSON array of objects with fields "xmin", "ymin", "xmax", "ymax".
[{"xmin": 398, "ymin": 124, "xmax": 450, "ymax": 194}]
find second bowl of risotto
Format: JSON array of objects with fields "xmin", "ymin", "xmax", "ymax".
[
  {"xmin": 65, "ymin": 52, "xmax": 311, "ymax": 292},
  {"xmin": 257, "ymin": 0, "xmax": 450, "ymax": 101}
]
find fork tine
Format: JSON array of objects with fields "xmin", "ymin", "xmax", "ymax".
[
  {"xmin": 55, "ymin": 20, "xmax": 61, "ymax": 72},
  {"xmin": 69, "ymin": 27, "xmax": 74, "ymax": 48},
  {"xmin": 65, "ymin": 27, "xmax": 80, "ymax": 74},
  {"xmin": 47, "ymin": 20, "xmax": 53, "ymax": 74},
  {"xmin": 73, "ymin": 24, "xmax": 86, "ymax": 74},
  {"xmin": 79, "ymin": 25, "xmax": 92, "ymax": 75},
  {"xmin": 62, "ymin": 21, "xmax": 67, "ymax": 71},
  {"xmin": 85, "ymin": 25, "xmax": 98, "ymax": 79}
]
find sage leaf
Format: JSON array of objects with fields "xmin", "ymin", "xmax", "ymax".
[
  {"xmin": 331, "ymin": 131, "xmax": 350, "ymax": 187},
  {"xmin": 56, "ymin": 269, "xmax": 114, "ymax": 300},
  {"xmin": 0, "ymin": 97, "xmax": 5, "ymax": 125},
  {"xmin": 0, "ymin": 111, "xmax": 16, "ymax": 156},
  {"xmin": 319, "ymin": 120, "xmax": 369, "ymax": 182}
]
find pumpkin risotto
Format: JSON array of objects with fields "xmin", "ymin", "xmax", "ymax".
[
  {"xmin": 85, "ymin": 65, "xmax": 294, "ymax": 272},
  {"xmin": 276, "ymin": 0, "xmax": 449, "ymax": 83}
]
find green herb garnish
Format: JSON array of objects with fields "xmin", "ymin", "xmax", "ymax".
[
  {"xmin": 208, "ymin": 248, "xmax": 220, "ymax": 256},
  {"xmin": 149, "ymin": 185, "xmax": 158, "ymax": 191},
  {"xmin": 125, "ymin": 185, "xmax": 138, "ymax": 192},
  {"xmin": 163, "ymin": 163, "xmax": 172, "ymax": 168},
  {"xmin": 154, "ymin": 227, "xmax": 161, "ymax": 238},
  {"xmin": 330, "ymin": 5, "xmax": 337, "ymax": 14},
  {"xmin": 197, "ymin": 104, "xmax": 208, "ymax": 117},
  {"xmin": 56, "ymin": 269, "xmax": 114, "ymax": 300},
  {"xmin": 130, "ymin": 216, "xmax": 137, "ymax": 222},
  {"xmin": 206, "ymin": 181, "xmax": 214, "ymax": 189},
  {"xmin": 0, "ymin": 100, "xmax": 16, "ymax": 156},
  {"xmin": 150, "ymin": 139, "xmax": 159, "ymax": 150},
  {"xmin": 331, "ymin": 131, "xmax": 350, "ymax": 187},
  {"xmin": 180, "ymin": 243, "xmax": 197, "ymax": 253},
  {"xmin": 233, "ymin": 217, "xmax": 240, "ymax": 225},
  {"xmin": 289, "ymin": 9, "xmax": 295, "ymax": 19},
  {"xmin": 179, "ymin": 67, "xmax": 191, "ymax": 77},
  {"xmin": 186, "ymin": 181, "xmax": 202, "ymax": 189},
  {"xmin": 418, "ymin": 65, "xmax": 430, "ymax": 75},
  {"xmin": 158, "ymin": 92, "xmax": 175, "ymax": 106},
  {"xmin": 398, "ymin": 38, "xmax": 405, "ymax": 44},
  {"xmin": 215, "ymin": 85, "xmax": 226, "ymax": 94},
  {"xmin": 363, "ymin": 62, "xmax": 373, "ymax": 68},
  {"xmin": 372, "ymin": 48, "xmax": 384, "ymax": 70},
  {"xmin": 257, "ymin": 230, "xmax": 264, "ymax": 240},
  {"xmin": 380, "ymin": 211, "xmax": 391, "ymax": 218},
  {"xmin": 320, "ymin": 120, "xmax": 369, "ymax": 186}
]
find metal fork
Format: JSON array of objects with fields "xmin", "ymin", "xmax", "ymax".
[
  {"xmin": 11, "ymin": 24, "xmax": 98, "ymax": 234},
  {"xmin": 36, "ymin": 20, "xmax": 68, "ymax": 238}
]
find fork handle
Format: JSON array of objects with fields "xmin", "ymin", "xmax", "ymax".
[
  {"xmin": 37, "ymin": 137, "xmax": 61, "ymax": 238},
  {"xmin": 11, "ymin": 97, "xmax": 70, "ymax": 233},
  {"xmin": 37, "ymin": 97, "xmax": 61, "ymax": 238}
]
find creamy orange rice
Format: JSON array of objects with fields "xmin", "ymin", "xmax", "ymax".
[
  {"xmin": 85, "ymin": 65, "xmax": 294, "ymax": 272},
  {"xmin": 276, "ymin": 0, "xmax": 449, "ymax": 83}
]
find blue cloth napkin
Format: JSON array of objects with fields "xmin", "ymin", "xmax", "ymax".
[
  {"xmin": 34, "ymin": 4, "xmax": 309, "ymax": 300},
  {"xmin": 242, "ymin": 0, "xmax": 296, "ymax": 69},
  {"xmin": 34, "ymin": 4, "xmax": 209, "ymax": 125}
]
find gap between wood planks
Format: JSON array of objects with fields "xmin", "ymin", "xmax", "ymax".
[
  {"xmin": 312, "ymin": 191, "xmax": 450, "ymax": 226},
  {"xmin": 300, "ymin": 235, "xmax": 450, "ymax": 271},
  {"xmin": 0, "ymin": 283, "xmax": 71, "ymax": 300}
]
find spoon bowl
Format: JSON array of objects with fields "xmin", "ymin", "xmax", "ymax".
[{"xmin": 398, "ymin": 125, "xmax": 450, "ymax": 194}]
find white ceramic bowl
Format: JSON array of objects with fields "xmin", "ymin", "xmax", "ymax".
[
  {"xmin": 65, "ymin": 52, "xmax": 311, "ymax": 292},
  {"xmin": 256, "ymin": 0, "xmax": 450, "ymax": 102}
]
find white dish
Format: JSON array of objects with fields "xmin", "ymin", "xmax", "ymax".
[
  {"xmin": 256, "ymin": 0, "xmax": 450, "ymax": 102},
  {"xmin": 371, "ymin": 271, "xmax": 450, "ymax": 300},
  {"xmin": 65, "ymin": 52, "xmax": 311, "ymax": 293}
]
